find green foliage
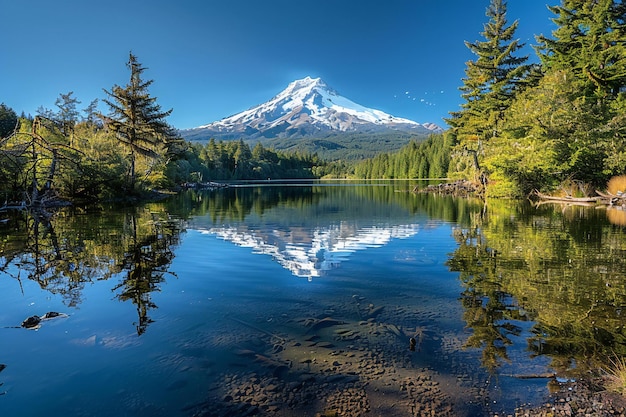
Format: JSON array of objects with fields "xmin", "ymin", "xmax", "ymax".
[
  {"xmin": 447, "ymin": 199, "xmax": 626, "ymax": 372},
  {"xmin": 447, "ymin": 0, "xmax": 532, "ymax": 186},
  {"xmin": 0, "ymin": 103, "xmax": 18, "ymax": 138},
  {"xmin": 445, "ymin": 0, "xmax": 626, "ymax": 196},
  {"xmin": 354, "ymin": 133, "xmax": 453, "ymax": 180},
  {"xmin": 536, "ymin": 0, "xmax": 626, "ymax": 102}
]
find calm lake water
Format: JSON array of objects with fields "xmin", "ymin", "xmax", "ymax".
[{"xmin": 1, "ymin": 181, "xmax": 625, "ymax": 416}]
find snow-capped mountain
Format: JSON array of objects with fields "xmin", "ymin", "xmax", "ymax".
[{"xmin": 181, "ymin": 77, "xmax": 443, "ymax": 141}]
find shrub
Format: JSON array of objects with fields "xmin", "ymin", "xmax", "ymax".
[
  {"xmin": 607, "ymin": 175, "xmax": 626, "ymax": 195},
  {"xmin": 606, "ymin": 355, "xmax": 626, "ymax": 395}
]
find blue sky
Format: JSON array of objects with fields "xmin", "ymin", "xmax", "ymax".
[{"xmin": 2, "ymin": 0, "xmax": 555, "ymax": 129}]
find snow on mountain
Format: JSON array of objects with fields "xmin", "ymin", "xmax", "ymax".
[{"xmin": 181, "ymin": 77, "xmax": 443, "ymax": 140}]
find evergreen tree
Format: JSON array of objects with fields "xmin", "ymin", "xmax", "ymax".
[
  {"xmin": 447, "ymin": 0, "xmax": 532, "ymax": 184},
  {"xmin": 54, "ymin": 91, "xmax": 81, "ymax": 143},
  {"xmin": 0, "ymin": 103, "xmax": 18, "ymax": 138},
  {"xmin": 100, "ymin": 53, "xmax": 172, "ymax": 190},
  {"xmin": 82, "ymin": 99, "xmax": 101, "ymax": 127},
  {"xmin": 531, "ymin": 0, "xmax": 626, "ymax": 184},
  {"xmin": 537, "ymin": 0, "xmax": 626, "ymax": 102}
]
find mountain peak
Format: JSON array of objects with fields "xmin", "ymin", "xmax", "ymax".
[
  {"xmin": 183, "ymin": 77, "xmax": 443, "ymax": 140},
  {"xmin": 288, "ymin": 76, "xmax": 325, "ymax": 89}
]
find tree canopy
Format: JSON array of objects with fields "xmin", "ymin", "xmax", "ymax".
[{"xmin": 446, "ymin": 0, "xmax": 626, "ymax": 197}]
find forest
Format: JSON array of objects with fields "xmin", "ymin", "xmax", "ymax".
[
  {"xmin": 1, "ymin": 0, "xmax": 625, "ymax": 206},
  {"xmin": 357, "ymin": 0, "xmax": 626, "ymax": 198},
  {"xmin": 0, "ymin": 56, "xmax": 324, "ymax": 207}
]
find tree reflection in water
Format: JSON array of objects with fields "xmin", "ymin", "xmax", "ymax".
[
  {"xmin": 447, "ymin": 225, "xmax": 527, "ymax": 373},
  {"xmin": 112, "ymin": 211, "xmax": 181, "ymax": 335},
  {"xmin": 0, "ymin": 206, "xmax": 184, "ymax": 335},
  {"xmin": 447, "ymin": 199, "xmax": 626, "ymax": 376},
  {"xmin": 0, "ymin": 363, "xmax": 6, "ymax": 395}
]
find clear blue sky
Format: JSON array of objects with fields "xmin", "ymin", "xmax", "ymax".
[{"xmin": 2, "ymin": 0, "xmax": 556, "ymax": 129}]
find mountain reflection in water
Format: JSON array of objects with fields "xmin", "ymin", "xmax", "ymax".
[{"xmin": 195, "ymin": 222, "xmax": 422, "ymax": 279}]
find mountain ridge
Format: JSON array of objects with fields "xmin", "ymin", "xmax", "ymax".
[{"xmin": 181, "ymin": 77, "xmax": 443, "ymax": 142}]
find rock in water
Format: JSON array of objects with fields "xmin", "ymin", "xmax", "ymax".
[
  {"xmin": 21, "ymin": 315, "xmax": 42, "ymax": 329},
  {"xmin": 20, "ymin": 312, "xmax": 68, "ymax": 329}
]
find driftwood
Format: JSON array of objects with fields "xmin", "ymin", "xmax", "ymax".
[
  {"xmin": 596, "ymin": 190, "xmax": 626, "ymax": 206},
  {"xmin": 534, "ymin": 191, "xmax": 605, "ymax": 203},
  {"xmin": 414, "ymin": 180, "xmax": 481, "ymax": 197},
  {"xmin": 181, "ymin": 181, "xmax": 228, "ymax": 190},
  {"xmin": 534, "ymin": 190, "xmax": 626, "ymax": 207}
]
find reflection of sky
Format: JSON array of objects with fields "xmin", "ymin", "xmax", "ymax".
[{"xmin": 194, "ymin": 222, "xmax": 421, "ymax": 279}]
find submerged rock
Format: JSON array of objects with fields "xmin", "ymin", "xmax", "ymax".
[
  {"xmin": 20, "ymin": 312, "xmax": 68, "ymax": 329},
  {"xmin": 21, "ymin": 315, "xmax": 42, "ymax": 329}
]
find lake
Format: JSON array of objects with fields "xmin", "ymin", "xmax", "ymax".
[{"xmin": 1, "ymin": 181, "xmax": 625, "ymax": 417}]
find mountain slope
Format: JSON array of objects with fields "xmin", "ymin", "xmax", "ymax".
[{"xmin": 181, "ymin": 77, "xmax": 443, "ymax": 141}]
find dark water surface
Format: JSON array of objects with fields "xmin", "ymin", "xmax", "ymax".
[{"xmin": 1, "ymin": 182, "xmax": 625, "ymax": 416}]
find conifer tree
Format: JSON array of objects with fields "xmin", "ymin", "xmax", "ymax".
[
  {"xmin": 100, "ymin": 53, "xmax": 172, "ymax": 190},
  {"xmin": 82, "ymin": 99, "xmax": 101, "ymax": 128},
  {"xmin": 54, "ymin": 92, "xmax": 81, "ymax": 145},
  {"xmin": 447, "ymin": 0, "xmax": 531, "ymax": 184},
  {"xmin": 533, "ymin": 0, "xmax": 626, "ymax": 182},
  {"xmin": 537, "ymin": 0, "xmax": 626, "ymax": 102},
  {"xmin": 0, "ymin": 103, "xmax": 18, "ymax": 138}
]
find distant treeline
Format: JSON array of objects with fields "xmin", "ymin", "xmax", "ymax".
[{"xmin": 353, "ymin": 133, "xmax": 453, "ymax": 179}]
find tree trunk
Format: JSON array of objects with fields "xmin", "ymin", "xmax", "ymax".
[{"xmin": 43, "ymin": 148, "xmax": 58, "ymax": 192}]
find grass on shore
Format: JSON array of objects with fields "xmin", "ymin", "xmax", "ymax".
[{"xmin": 606, "ymin": 355, "xmax": 626, "ymax": 395}]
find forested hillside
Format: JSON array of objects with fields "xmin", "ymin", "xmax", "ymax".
[
  {"xmin": 260, "ymin": 132, "xmax": 428, "ymax": 161},
  {"xmin": 354, "ymin": 133, "xmax": 454, "ymax": 179}
]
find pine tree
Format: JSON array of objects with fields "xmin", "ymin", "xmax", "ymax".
[
  {"xmin": 82, "ymin": 99, "xmax": 100, "ymax": 127},
  {"xmin": 533, "ymin": 0, "xmax": 626, "ymax": 183},
  {"xmin": 0, "ymin": 103, "xmax": 18, "ymax": 138},
  {"xmin": 100, "ymin": 53, "xmax": 172, "ymax": 190},
  {"xmin": 537, "ymin": 0, "xmax": 626, "ymax": 102},
  {"xmin": 447, "ymin": 0, "xmax": 532, "ymax": 184},
  {"xmin": 54, "ymin": 91, "xmax": 81, "ymax": 145}
]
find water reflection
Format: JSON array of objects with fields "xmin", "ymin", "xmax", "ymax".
[
  {"xmin": 448, "ymin": 199, "xmax": 626, "ymax": 374},
  {"xmin": 2, "ymin": 184, "xmax": 626, "ymax": 415},
  {"xmin": 0, "ymin": 206, "xmax": 184, "ymax": 335},
  {"xmin": 111, "ymin": 211, "xmax": 182, "ymax": 335},
  {"xmin": 1, "ymin": 211, "xmax": 103, "ymax": 307},
  {"xmin": 447, "ymin": 225, "xmax": 531, "ymax": 373},
  {"xmin": 0, "ymin": 363, "xmax": 5, "ymax": 396},
  {"xmin": 182, "ymin": 185, "xmax": 481, "ymax": 279},
  {"xmin": 199, "ymin": 223, "xmax": 422, "ymax": 278}
]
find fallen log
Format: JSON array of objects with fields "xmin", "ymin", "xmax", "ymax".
[
  {"xmin": 534, "ymin": 190, "xmax": 605, "ymax": 203},
  {"xmin": 596, "ymin": 190, "xmax": 626, "ymax": 206},
  {"xmin": 181, "ymin": 181, "xmax": 229, "ymax": 190},
  {"xmin": 534, "ymin": 190, "xmax": 625, "ymax": 205}
]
